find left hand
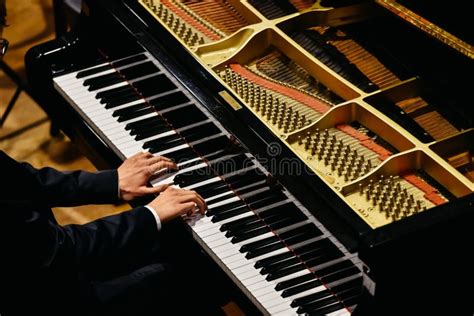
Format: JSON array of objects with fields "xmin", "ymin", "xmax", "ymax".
[{"xmin": 118, "ymin": 152, "xmax": 177, "ymax": 201}]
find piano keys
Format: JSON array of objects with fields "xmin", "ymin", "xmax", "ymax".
[{"xmin": 53, "ymin": 51, "xmax": 363, "ymax": 315}]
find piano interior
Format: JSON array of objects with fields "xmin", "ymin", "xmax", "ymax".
[
  {"xmin": 26, "ymin": 0, "xmax": 473, "ymax": 313},
  {"xmin": 139, "ymin": 0, "xmax": 473, "ymax": 229}
]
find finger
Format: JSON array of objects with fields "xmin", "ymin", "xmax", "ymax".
[
  {"xmin": 139, "ymin": 184, "xmax": 170, "ymax": 195},
  {"xmin": 147, "ymin": 161, "xmax": 177, "ymax": 175},
  {"xmin": 181, "ymin": 202, "xmax": 197, "ymax": 216},
  {"xmin": 154, "ymin": 155, "xmax": 172, "ymax": 162},
  {"xmin": 141, "ymin": 151, "xmax": 154, "ymax": 159},
  {"xmin": 178, "ymin": 191, "xmax": 206, "ymax": 215},
  {"xmin": 146, "ymin": 155, "xmax": 172, "ymax": 165},
  {"xmin": 152, "ymin": 161, "xmax": 178, "ymax": 171}
]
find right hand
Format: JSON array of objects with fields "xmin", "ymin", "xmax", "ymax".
[{"xmin": 147, "ymin": 186, "xmax": 207, "ymax": 224}]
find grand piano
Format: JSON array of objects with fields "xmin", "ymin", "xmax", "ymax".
[{"xmin": 25, "ymin": 0, "xmax": 473, "ymax": 314}]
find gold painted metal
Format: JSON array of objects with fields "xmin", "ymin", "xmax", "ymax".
[
  {"xmin": 137, "ymin": 0, "xmax": 474, "ymax": 229},
  {"xmin": 219, "ymin": 91, "xmax": 242, "ymax": 111},
  {"xmin": 376, "ymin": 0, "xmax": 473, "ymax": 59}
]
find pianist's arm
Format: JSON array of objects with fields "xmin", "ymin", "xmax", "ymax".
[
  {"xmin": 20, "ymin": 152, "xmax": 175, "ymax": 207},
  {"xmin": 1, "ymin": 199, "xmax": 160, "ymax": 272}
]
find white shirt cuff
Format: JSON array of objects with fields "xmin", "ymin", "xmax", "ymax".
[{"xmin": 144, "ymin": 205, "xmax": 162, "ymax": 232}]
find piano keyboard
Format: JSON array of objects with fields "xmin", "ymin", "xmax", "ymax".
[{"xmin": 53, "ymin": 51, "xmax": 363, "ymax": 315}]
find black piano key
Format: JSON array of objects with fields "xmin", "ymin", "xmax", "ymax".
[
  {"xmin": 125, "ymin": 115, "xmax": 164, "ymax": 131},
  {"xmin": 117, "ymin": 107, "xmax": 155, "ymax": 123},
  {"xmin": 111, "ymin": 53, "xmax": 148, "ymax": 68},
  {"xmin": 293, "ymin": 239, "xmax": 334, "ymax": 257},
  {"xmin": 291, "ymin": 278, "xmax": 361, "ymax": 309},
  {"xmin": 210, "ymin": 154, "xmax": 254, "ymax": 176},
  {"xmin": 76, "ymin": 64, "xmax": 112, "ymax": 79},
  {"xmin": 246, "ymin": 191, "xmax": 287, "ymax": 210},
  {"xmin": 303, "ymin": 301, "xmax": 344, "ymax": 315},
  {"xmin": 159, "ymin": 147, "xmax": 197, "ymax": 163},
  {"xmin": 267, "ymin": 214, "xmax": 307, "ymax": 231},
  {"xmin": 281, "ymin": 279, "xmax": 323, "ymax": 298},
  {"xmin": 225, "ymin": 217, "xmax": 266, "ymax": 236},
  {"xmin": 161, "ymin": 105, "xmax": 207, "ymax": 128},
  {"xmin": 96, "ymin": 85, "xmax": 134, "ymax": 100},
  {"xmin": 226, "ymin": 171, "xmax": 266, "ymax": 190},
  {"xmin": 87, "ymin": 61, "xmax": 158, "ymax": 91},
  {"xmin": 180, "ymin": 122, "xmax": 220, "ymax": 140},
  {"xmin": 119, "ymin": 61, "xmax": 159, "ymax": 80},
  {"xmin": 231, "ymin": 226, "xmax": 272, "ymax": 243},
  {"xmin": 247, "ymin": 242, "xmax": 287, "ymax": 260},
  {"xmin": 132, "ymin": 120, "xmax": 169, "ymax": 137},
  {"xmin": 234, "ymin": 181, "xmax": 269, "ymax": 195},
  {"xmin": 211, "ymin": 205, "xmax": 250, "ymax": 223},
  {"xmin": 193, "ymin": 136, "xmax": 230, "ymax": 157},
  {"xmin": 149, "ymin": 91, "xmax": 189, "ymax": 111},
  {"xmin": 85, "ymin": 73, "xmax": 123, "ymax": 91},
  {"xmin": 320, "ymin": 266, "xmax": 360, "ymax": 284},
  {"xmin": 143, "ymin": 133, "xmax": 181, "ymax": 148},
  {"xmin": 135, "ymin": 124, "xmax": 173, "ymax": 141},
  {"xmin": 240, "ymin": 234, "xmax": 280, "ymax": 254},
  {"xmin": 174, "ymin": 166, "xmax": 215, "ymax": 187},
  {"xmin": 250, "ymin": 226, "xmax": 322, "ymax": 260},
  {"xmin": 221, "ymin": 215, "xmax": 260, "ymax": 232},
  {"xmin": 333, "ymin": 277, "xmax": 362, "ymax": 294},
  {"xmin": 305, "ymin": 250, "xmax": 345, "ymax": 269},
  {"xmin": 275, "ymin": 273, "xmax": 314, "ymax": 291},
  {"xmin": 146, "ymin": 123, "xmax": 219, "ymax": 152},
  {"xmin": 241, "ymin": 223, "xmax": 313, "ymax": 253},
  {"xmin": 104, "ymin": 91, "xmax": 141, "ymax": 109},
  {"xmin": 341, "ymin": 292, "xmax": 361, "ymax": 308},
  {"xmin": 266, "ymin": 263, "xmax": 307, "ymax": 281},
  {"xmin": 148, "ymin": 137, "xmax": 185, "ymax": 152},
  {"xmin": 196, "ymin": 183, "xmax": 230, "ymax": 199},
  {"xmin": 205, "ymin": 192, "xmax": 235, "ymax": 204},
  {"xmin": 243, "ymin": 187, "xmax": 281, "ymax": 204},
  {"xmin": 127, "ymin": 115, "xmax": 171, "ymax": 135},
  {"xmin": 131, "ymin": 74, "xmax": 176, "ymax": 97},
  {"xmin": 192, "ymin": 178, "xmax": 226, "ymax": 192},
  {"xmin": 259, "ymin": 203, "xmax": 307, "ymax": 221},
  {"xmin": 261, "ymin": 257, "xmax": 301, "ymax": 275},
  {"xmin": 262, "ymin": 245, "xmax": 329, "ymax": 277},
  {"xmin": 203, "ymin": 149, "xmax": 229, "ymax": 162},
  {"xmin": 255, "ymin": 251, "xmax": 294, "ymax": 270},
  {"xmin": 291, "ymin": 289, "xmax": 332, "ymax": 308},
  {"xmin": 312, "ymin": 260, "xmax": 354, "ymax": 279},
  {"xmin": 206, "ymin": 200, "xmax": 245, "ymax": 217},
  {"xmin": 228, "ymin": 209, "xmax": 304, "ymax": 239},
  {"xmin": 279, "ymin": 223, "xmax": 322, "ymax": 241},
  {"xmin": 301, "ymin": 287, "xmax": 360, "ymax": 315},
  {"xmin": 112, "ymin": 102, "xmax": 151, "ymax": 118}
]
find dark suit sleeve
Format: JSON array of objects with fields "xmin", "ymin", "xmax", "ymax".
[
  {"xmin": 4, "ymin": 201, "xmax": 158, "ymax": 272},
  {"xmin": 21, "ymin": 162, "xmax": 120, "ymax": 207}
]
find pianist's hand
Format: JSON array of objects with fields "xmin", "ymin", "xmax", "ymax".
[
  {"xmin": 147, "ymin": 186, "xmax": 207, "ymax": 223},
  {"xmin": 118, "ymin": 152, "xmax": 177, "ymax": 201}
]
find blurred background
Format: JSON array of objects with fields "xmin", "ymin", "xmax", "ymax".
[{"xmin": 0, "ymin": 0, "xmax": 129, "ymax": 225}]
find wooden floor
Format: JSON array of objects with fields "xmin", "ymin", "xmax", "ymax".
[{"xmin": 0, "ymin": 0, "xmax": 129, "ymax": 225}]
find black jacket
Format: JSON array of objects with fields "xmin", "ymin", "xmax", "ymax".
[{"xmin": 0, "ymin": 151, "xmax": 158, "ymax": 313}]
